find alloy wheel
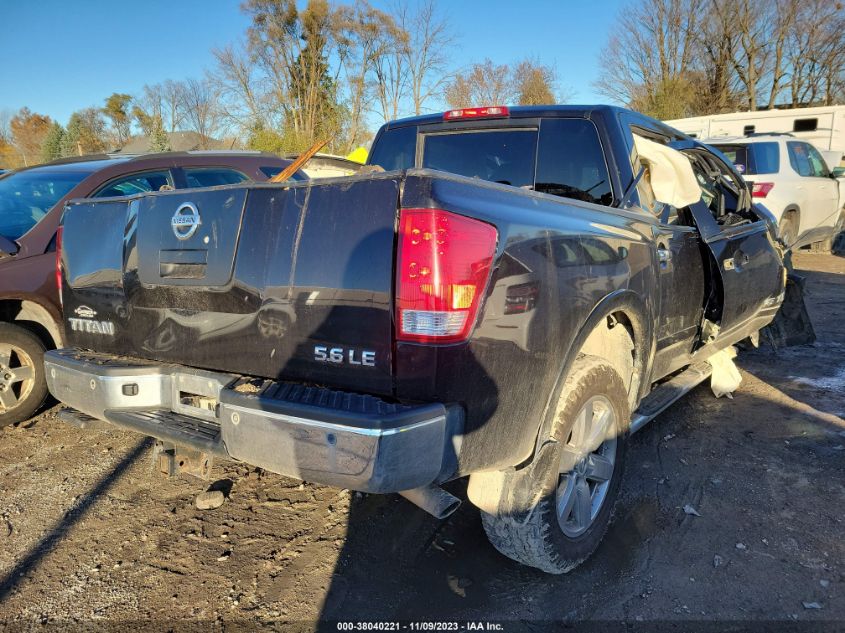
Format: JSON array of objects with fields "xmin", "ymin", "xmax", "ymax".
[{"xmin": 555, "ymin": 394, "xmax": 618, "ymax": 537}]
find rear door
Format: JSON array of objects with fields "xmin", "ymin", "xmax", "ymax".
[
  {"xmin": 788, "ymin": 141, "xmax": 839, "ymax": 233},
  {"xmin": 683, "ymin": 147, "xmax": 784, "ymax": 339}
]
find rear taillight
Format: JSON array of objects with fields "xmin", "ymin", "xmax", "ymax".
[
  {"xmin": 444, "ymin": 106, "xmax": 509, "ymax": 121},
  {"xmin": 396, "ymin": 208, "xmax": 498, "ymax": 343},
  {"xmin": 752, "ymin": 182, "xmax": 774, "ymax": 198},
  {"xmin": 55, "ymin": 226, "xmax": 63, "ymax": 306}
]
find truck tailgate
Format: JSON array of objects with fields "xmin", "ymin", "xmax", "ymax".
[{"xmin": 60, "ymin": 175, "xmax": 401, "ymax": 396}]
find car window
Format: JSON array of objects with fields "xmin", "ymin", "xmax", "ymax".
[
  {"xmin": 368, "ymin": 125, "xmax": 417, "ymax": 171},
  {"xmin": 534, "ymin": 118, "xmax": 613, "ymax": 206},
  {"xmin": 183, "ymin": 167, "xmax": 248, "ymax": 188},
  {"xmin": 94, "ymin": 170, "xmax": 173, "ymax": 198},
  {"xmin": 804, "ymin": 144, "xmax": 831, "ymax": 178},
  {"xmin": 716, "ymin": 142, "xmax": 779, "ymax": 175},
  {"xmin": 787, "ymin": 142, "xmax": 815, "ymax": 177},
  {"xmin": 0, "ymin": 169, "xmax": 89, "ymax": 239},
  {"xmin": 259, "ymin": 165, "xmax": 306, "ymax": 181},
  {"xmin": 422, "ymin": 128, "xmax": 538, "ymax": 189}
]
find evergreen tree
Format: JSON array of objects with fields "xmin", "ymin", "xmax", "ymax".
[
  {"xmin": 149, "ymin": 116, "xmax": 171, "ymax": 152},
  {"xmin": 61, "ymin": 114, "xmax": 84, "ymax": 157},
  {"xmin": 40, "ymin": 122, "xmax": 65, "ymax": 163}
]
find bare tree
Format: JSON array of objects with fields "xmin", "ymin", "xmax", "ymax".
[
  {"xmin": 180, "ymin": 78, "xmax": 223, "ymax": 147},
  {"xmin": 212, "ymin": 44, "xmax": 267, "ymax": 131},
  {"xmin": 399, "ymin": 0, "xmax": 454, "ymax": 115},
  {"xmin": 513, "ymin": 58, "xmax": 562, "ymax": 105},
  {"xmin": 372, "ymin": 4, "xmax": 409, "ymax": 122},
  {"xmin": 334, "ymin": 0, "xmax": 402, "ymax": 147},
  {"xmin": 595, "ymin": 0, "xmax": 702, "ymax": 118},
  {"xmin": 445, "ymin": 60, "xmax": 514, "ymax": 109}
]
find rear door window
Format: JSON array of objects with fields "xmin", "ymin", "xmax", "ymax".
[
  {"xmin": 183, "ymin": 167, "xmax": 248, "ymax": 188},
  {"xmin": 804, "ymin": 144, "xmax": 831, "ymax": 177},
  {"xmin": 787, "ymin": 142, "xmax": 815, "ymax": 177},
  {"xmin": 93, "ymin": 170, "xmax": 174, "ymax": 197}
]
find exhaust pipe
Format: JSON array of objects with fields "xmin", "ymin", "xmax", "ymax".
[{"xmin": 399, "ymin": 485, "xmax": 461, "ymax": 519}]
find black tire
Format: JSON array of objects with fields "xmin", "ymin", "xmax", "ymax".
[
  {"xmin": 480, "ymin": 355, "xmax": 630, "ymax": 574},
  {"xmin": 779, "ymin": 214, "xmax": 798, "ymax": 249},
  {"xmin": 0, "ymin": 323, "xmax": 48, "ymax": 428}
]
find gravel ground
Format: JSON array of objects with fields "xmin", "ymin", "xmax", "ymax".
[{"xmin": 0, "ymin": 253, "xmax": 843, "ymax": 630}]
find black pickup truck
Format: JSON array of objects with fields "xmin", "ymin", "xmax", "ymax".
[{"xmin": 45, "ymin": 105, "xmax": 785, "ymax": 573}]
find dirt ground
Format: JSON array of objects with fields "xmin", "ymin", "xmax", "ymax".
[{"xmin": 0, "ymin": 253, "xmax": 843, "ymax": 630}]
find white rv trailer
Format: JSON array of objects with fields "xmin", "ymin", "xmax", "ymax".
[{"xmin": 665, "ymin": 105, "xmax": 845, "ymax": 158}]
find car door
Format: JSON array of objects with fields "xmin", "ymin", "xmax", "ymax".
[
  {"xmin": 802, "ymin": 143, "xmax": 839, "ymax": 232},
  {"xmin": 787, "ymin": 141, "xmax": 838, "ymax": 238},
  {"xmin": 683, "ymin": 148, "xmax": 784, "ymax": 342}
]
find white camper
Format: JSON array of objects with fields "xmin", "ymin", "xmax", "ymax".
[{"xmin": 666, "ymin": 106, "xmax": 845, "ymax": 164}]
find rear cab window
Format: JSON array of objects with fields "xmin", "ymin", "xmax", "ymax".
[{"xmin": 370, "ymin": 117, "xmax": 613, "ymax": 207}]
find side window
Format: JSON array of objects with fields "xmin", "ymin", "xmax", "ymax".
[
  {"xmin": 787, "ymin": 141, "xmax": 814, "ymax": 177},
  {"xmin": 804, "ymin": 145, "xmax": 831, "ymax": 178},
  {"xmin": 183, "ymin": 167, "xmax": 248, "ymax": 188},
  {"xmin": 368, "ymin": 125, "xmax": 417, "ymax": 171},
  {"xmin": 94, "ymin": 170, "xmax": 173, "ymax": 197},
  {"xmin": 535, "ymin": 118, "xmax": 613, "ymax": 206}
]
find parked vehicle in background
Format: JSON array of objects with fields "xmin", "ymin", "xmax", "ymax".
[
  {"xmin": 666, "ymin": 105, "xmax": 845, "ymax": 159},
  {"xmin": 48, "ymin": 105, "xmax": 786, "ymax": 574},
  {"xmin": 709, "ymin": 135, "xmax": 845, "ymax": 250},
  {"xmin": 284, "ymin": 153, "xmax": 367, "ymax": 178},
  {"xmin": 0, "ymin": 151, "xmax": 298, "ymax": 427}
]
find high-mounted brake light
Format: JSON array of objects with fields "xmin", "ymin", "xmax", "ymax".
[
  {"xmin": 444, "ymin": 106, "xmax": 510, "ymax": 121},
  {"xmin": 396, "ymin": 209, "xmax": 498, "ymax": 343},
  {"xmin": 752, "ymin": 182, "xmax": 774, "ymax": 198},
  {"xmin": 55, "ymin": 226, "xmax": 63, "ymax": 307}
]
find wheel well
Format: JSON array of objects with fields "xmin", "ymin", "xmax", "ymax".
[
  {"xmin": 579, "ymin": 311, "xmax": 640, "ymax": 410},
  {"xmin": 0, "ymin": 299, "xmax": 62, "ymax": 350}
]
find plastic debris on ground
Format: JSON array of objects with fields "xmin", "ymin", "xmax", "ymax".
[{"xmin": 707, "ymin": 346, "xmax": 742, "ymax": 399}]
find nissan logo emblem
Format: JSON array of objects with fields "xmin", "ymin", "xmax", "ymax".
[{"xmin": 171, "ymin": 202, "xmax": 201, "ymax": 240}]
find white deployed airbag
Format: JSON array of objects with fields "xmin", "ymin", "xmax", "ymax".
[{"xmin": 634, "ymin": 135, "xmax": 701, "ymax": 208}]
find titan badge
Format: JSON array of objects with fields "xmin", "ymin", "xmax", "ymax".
[{"xmin": 68, "ymin": 305, "xmax": 116, "ymax": 335}]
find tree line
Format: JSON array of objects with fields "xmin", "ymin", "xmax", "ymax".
[
  {"xmin": 596, "ymin": 0, "xmax": 845, "ymax": 119},
  {"xmin": 0, "ymin": 0, "xmax": 561, "ymax": 169}
]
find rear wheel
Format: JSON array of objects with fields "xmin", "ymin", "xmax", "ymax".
[
  {"xmin": 0, "ymin": 323, "xmax": 48, "ymax": 428},
  {"xmin": 480, "ymin": 355, "xmax": 629, "ymax": 573}
]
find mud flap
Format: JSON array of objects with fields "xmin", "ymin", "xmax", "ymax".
[{"xmin": 761, "ymin": 274, "xmax": 816, "ymax": 348}]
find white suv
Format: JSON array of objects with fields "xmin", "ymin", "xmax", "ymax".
[{"xmin": 709, "ymin": 135, "xmax": 844, "ymax": 249}]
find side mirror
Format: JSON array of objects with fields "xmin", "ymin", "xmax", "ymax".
[
  {"xmin": 0, "ymin": 235, "xmax": 18, "ymax": 257},
  {"xmin": 832, "ymin": 166, "xmax": 845, "ymax": 178}
]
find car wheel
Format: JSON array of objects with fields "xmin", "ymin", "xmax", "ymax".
[
  {"xmin": 0, "ymin": 323, "xmax": 48, "ymax": 429},
  {"xmin": 779, "ymin": 214, "xmax": 798, "ymax": 248},
  {"xmin": 480, "ymin": 354, "xmax": 629, "ymax": 574}
]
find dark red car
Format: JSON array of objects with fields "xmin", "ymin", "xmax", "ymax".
[{"xmin": 0, "ymin": 151, "xmax": 297, "ymax": 426}]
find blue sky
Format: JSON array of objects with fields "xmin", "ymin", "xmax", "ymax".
[{"xmin": 0, "ymin": 0, "xmax": 627, "ymax": 127}]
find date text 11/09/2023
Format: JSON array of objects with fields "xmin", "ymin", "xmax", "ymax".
[{"xmin": 336, "ymin": 623, "xmax": 505, "ymax": 631}]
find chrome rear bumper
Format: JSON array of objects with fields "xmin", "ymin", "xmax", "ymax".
[{"xmin": 45, "ymin": 349, "xmax": 459, "ymax": 493}]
